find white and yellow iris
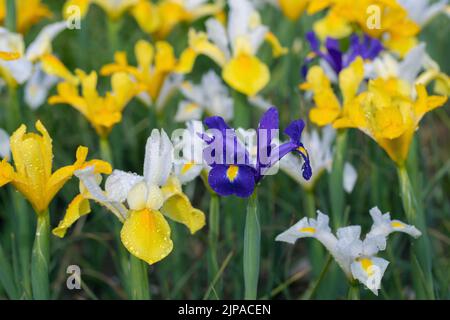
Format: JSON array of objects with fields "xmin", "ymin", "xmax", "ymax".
[
  {"xmin": 53, "ymin": 129, "xmax": 205, "ymax": 265},
  {"xmin": 0, "ymin": 22, "xmax": 75, "ymax": 109},
  {"xmin": 175, "ymin": 70, "xmax": 233, "ymax": 122},
  {"xmin": 187, "ymin": 0, "xmax": 287, "ymax": 96},
  {"xmin": 276, "ymin": 207, "xmax": 421, "ymax": 295}
]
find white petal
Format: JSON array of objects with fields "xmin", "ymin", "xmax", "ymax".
[
  {"xmin": 206, "ymin": 18, "xmax": 231, "ymax": 59},
  {"xmin": 24, "ymin": 64, "xmax": 58, "ymax": 110},
  {"xmin": 343, "ymin": 162, "xmax": 357, "ymax": 193},
  {"xmin": 275, "ymin": 217, "xmax": 310, "ymax": 244},
  {"xmin": 75, "ymin": 167, "xmax": 128, "ymax": 220},
  {"xmin": 398, "ymin": 43, "xmax": 426, "ymax": 83},
  {"xmin": 143, "ymin": 129, "xmax": 174, "ymax": 186},
  {"xmin": 26, "ymin": 21, "xmax": 67, "ymax": 61},
  {"xmin": 0, "ymin": 128, "xmax": 10, "ymax": 159},
  {"xmin": 104, "ymin": 170, "xmax": 144, "ymax": 203},
  {"xmin": 351, "ymin": 257, "xmax": 389, "ymax": 295},
  {"xmin": 155, "ymin": 74, "xmax": 183, "ymax": 112},
  {"xmin": 174, "ymin": 101, "xmax": 203, "ymax": 122}
]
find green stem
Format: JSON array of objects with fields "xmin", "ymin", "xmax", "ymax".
[
  {"xmin": 5, "ymin": 0, "xmax": 16, "ymax": 31},
  {"xmin": 329, "ymin": 130, "xmax": 348, "ymax": 229},
  {"xmin": 207, "ymin": 193, "xmax": 221, "ymax": 299},
  {"xmin": 243, "ymin": 190, "xmax": 260, "ymax": 300},
  {"xmin": 129, "ymin": 254, "xmax": 150, "ymax": 300},
  {"xmin": 99, "ymin": 136, "xmax": 113, "ymax": 165},
  {"xmin": 233, "ymin": 90, "xmax": 251, "ymax": 129},
  {"xmin": 7, "ymin": 86, "xmax": 21, "ymax": 133},
  {"xmin": 397, "ymin": 165, "xmax": 435, "ymax": 299},
  {"xmin": 13, "ymin": 192, "xmax": 32, "ymax": 298},
  {"xmin": 347, "ymin": 281, "xmax": 360, "ymax": 300},
  {"xmin": 304, "ymin": 190, "xmax": 324, "ymax": 278},
  {"xmin": 107, "ymin": 18, "xmax": 122, "ymax": 55},
  {"xmin": 301, "ymin": 254, "xmax": 332, "ymax": 300},
  {"xmin": 31, "ymin": 210, "xmax": 50, "ymax": 300}
]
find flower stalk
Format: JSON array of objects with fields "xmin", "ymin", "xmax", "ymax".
[
  {"xmin": 31, "ymin": 209, "xmax": 50, "ymax": 300},
  {"xmin": 329, "ymin": 129, "xmax": 347, "ymax": 229},
  {"xmin": 397, "ymin": 165, "xmax": 435, "ymax": 299},
  {"xmin": 243, "ymin": 190, "xmax": 260, "ymax": 300},
  {"xmin": 129, "ymin": 254, "xmax": 150, "ymax": 300},
  {"xmin": 207, "ymin": 193, "xmax": 221, "ymax": 298}
]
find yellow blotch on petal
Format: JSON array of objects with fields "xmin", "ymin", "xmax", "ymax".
[
  {"xmin": 359, "ymin": 258, "xmax": 375, "ymax": 276},
  {"xmin": 120, "ymin": 209, "xmax": 173, "ymax": 265},
  {"xmin": 53, "ymin": 194, "xmax": 91, "ymax": 238},
  {"xmin": 222, "ymin": 53, "xmax": 270, "ymax": 97},
  {"xmin": 299, "ymin": 227, "xmax": 316, "ymax": 233},
  {"xmin": 0, "ymin": 51, "xmax": 20, "ymax": 60},
  {"xmin": 391, "ymin": 221, "xmax": 405, "ymax": 229},
  {"xmin": 226, "ymin": 165, "xmax": 239, "ymax": 182}
]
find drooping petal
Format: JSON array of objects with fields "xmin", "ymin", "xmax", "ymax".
[
  {"xmin": 222, "ymin": 52, "xmax": 270, "ymax": 97},
  {"xmin": 208, "ymin": 164, "xmax": 255, "ymax": 198},
  {"xmin": 52, "ymin": 194, "xmax": 91, "ymax": 238},
  {"xmin": 160, "ymin": 177, "xmax": 206, "ymax": 234},
  {"xmin": 350, "ymin": 257, "xmax": 389, "ymax": 296},
  {"xmin": 120, "ymin": 209, "xmax": 173, "ymax": 265}
]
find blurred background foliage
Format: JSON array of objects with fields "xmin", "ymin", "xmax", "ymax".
[{"xmin": 0, "ymin": 1, "xmax": 448, "ymax": 299}]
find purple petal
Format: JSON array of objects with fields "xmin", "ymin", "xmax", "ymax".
[
  {"xmin": 284, "ymin": 119, "xmax": 305, "ymax": 143},
  {"xmin": 208, "ymin": 165, "xmax": 256, "ymax": 198},
  {"xmin": 306, "ymin": 31, "xmax": 320, "ymax": 51}
]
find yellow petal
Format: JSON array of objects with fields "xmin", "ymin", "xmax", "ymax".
[
  {"xmin": 0, "ymin": 159, "xmax": 14, "ymax": 187},
  {"xmin": 120, "ymin": 209, "xmax": 173, "ymax": 265},
  {"xmin": 130, "ymin": 0, "xmax": 161, "ymax": 34},
  {"xmin": 278, "ymin": 0, "xmax": 308, "ymax": 20},
  {"xmin": 188, "ymin": 29, "xmax": 227, "ymax": 67},
  {"xmin": 41, "ymin": 54, "xmax": 79, "ymax": 85},
  {"xmin": 175, "ymin": 48, "xmax": 197, "ymax": 74},
  {"xmin": 135, "ymin": 40, "xmax": 154, "ymax": 73},
  {"xmin": 9, "ymin": 121, "xmax": 53, "ymax": 213},
  {"xmin": 339, "ymin": 57, "xmax": 364, "ymax": 105},
  {"xmin": 63, "ymin": 0, "xmax": 91, "ymax": 19},
  {"xmin": 222, "ymin": 53, "xmax": 270, "ymax": 97},
  {"xmin": 45, "ymin": 146, "xmax": 88, "ymax": 205},
  {"xmin": 155, "ymin": 41, "xmax": 176, "ymax": 72},
  {"xmin": 313, "ymin": 11, "xmax": 352, "ymax": 40},
  {"xmin": 52, "ymin": 194, "xmax": 91, "ymax": 238},
  {"xmin": 265, "ymin": 32, "xmax": 288, "ymax": 58}
]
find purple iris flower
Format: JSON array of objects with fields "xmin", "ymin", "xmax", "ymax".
[
  {"xmin": 302, "ymin": 31, "xmax": 383, "ymax": 77},
  {"xmin": 200, "ymin": 107, "xmax": 312, "ymax": 198}
]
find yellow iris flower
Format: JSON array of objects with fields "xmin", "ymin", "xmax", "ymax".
[
  {"xmin": 100, "ymin": 40, "xmax": 196, "ymax": 106},
  {"xmin": 300, "ymin": 57, "xmax": 365, "ymax": 126},
  {"xmin": 0, "ymin": 120, "xmax": 111, "ymax": 214},
  {"xmin": 187, "ymin": 0, "xmax": 287, "ymax": 97},
  {"xmin": 0, "ymin": 0, "xmax": 52, "ymax": 33},
  {"xmin": 53, "ymin": 129, "xmax": 205, "ymax": 265},
  {"xmin": 308, "ymin": 0, "xmax": 420, "ymax": 57},
  {"xmin": 333, "ymin": 78, "xmax": 448, "ymax": 165},
  {"xmin": 49, "ymin": 69, "xmax": 139, "ymax": 138},
  {"xmin": 131, "ymin": 0, "xmax": 224, "ymax": 39}
]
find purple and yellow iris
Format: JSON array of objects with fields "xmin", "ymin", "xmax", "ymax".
[
  {"xmin": 200, "ymin": 107, "xmax": 312, "ymax": 198},
  {"xmin": 302, "ymin": 31, "xmax": 383, "ymax": 77}
]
